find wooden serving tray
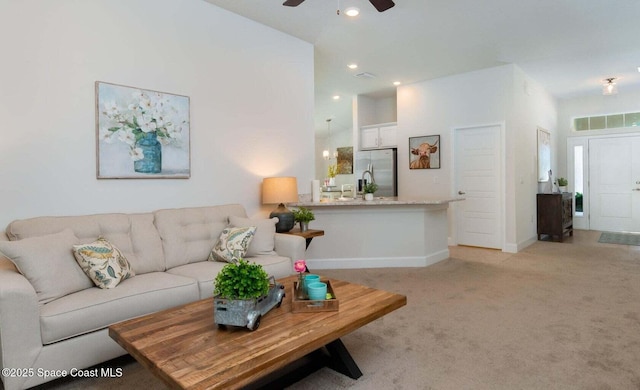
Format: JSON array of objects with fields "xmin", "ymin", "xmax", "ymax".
[{"xmin": 292, "ymin": 279, "xmax": 339, "ymax": 313}]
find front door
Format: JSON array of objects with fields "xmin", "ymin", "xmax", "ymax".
[
  {"xmin": 589, "ymin": 136, "xmax": 640, "ymax": 232},
  {"xmin": 454, "ymin": 124, "xmax": 503, "ymax": 249}
]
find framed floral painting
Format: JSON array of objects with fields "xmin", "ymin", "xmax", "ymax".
[{"xmin": 95, "ymin": 81, "xmax": 190, "ymax": 179}]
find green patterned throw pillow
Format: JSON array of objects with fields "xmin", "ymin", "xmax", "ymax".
[
  {"xmin": 209, "ymin": 226, "xmax": 256, "ymax": 263},
  {"xmin": 72, "ymin": 237, "xmax": 135, "ymax": 289}
]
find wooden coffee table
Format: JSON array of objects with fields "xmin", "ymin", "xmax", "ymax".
[{"xmin": 109, "ymin": 275, "xmax": 406, "ymax": 389}]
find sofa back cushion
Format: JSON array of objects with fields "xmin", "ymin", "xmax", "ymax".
[
  {"xmin": 154, "ymin": 204, "xmax": 248, "ymax": 269},
  {"xmin": 0, "ymin": 229, "xmax": 93, "ymax": 304},
  {"xmin": 6, "ymin": 213, "xmax": 165, "ymax": 274}
]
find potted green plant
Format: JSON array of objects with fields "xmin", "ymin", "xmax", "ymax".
[
  {"xmin": 213, "ymin": 259, "xmax": 282, "ymax": 330},
  {"xmin": 363, "ymin": 182, "xmax": 378, "ymax": 201},
  {"xmin": 292, "ymin": 207, "xmax": 315, "ymax": 232},
  {"xmin": 214, "ymin": 259, "xmax": 269, "ymax": 300},
  {"xmin": 555, "ymin": 177, "xmax": 568, "ymax": 193}
]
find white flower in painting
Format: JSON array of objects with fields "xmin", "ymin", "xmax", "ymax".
[
  {"xmin": 103, "ymin": 101, "xmax": 120, "ymax": 118},
  {"xmin": 99, "ymin": 127, "xmax": 116, "ymax": 143},
  {"xmin": 152, "ymin": 110, "xmax": 166, "ymax": 128},
  {"xmin": 129, "ymin": 147, "xmax": 144, "ymax": 161},
  {"xmin": 168, "ymin": 126, "xmax": 182, "ymax": 140},
  {"xmin": 153, "ymin": 93, "xmax": 171, "ymax": 109},
  {"xmin": 127, "ymin": 102, "xmax": 142, "ymax": 114},
  {"xmin": 137, "ymin": 114, "xmax": 157, "ymax": 133},
  {"xmin": 118, "ymin": 128, "xmax": 136, "ymax": 146},
  {"xmin": 138, "ymin": 98, "xmax": 153, "ymax": 111}
]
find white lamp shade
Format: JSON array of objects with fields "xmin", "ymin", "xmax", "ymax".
[{"xmin": 262, "ymin": 177, "xmax": 298, "ymax": 204}]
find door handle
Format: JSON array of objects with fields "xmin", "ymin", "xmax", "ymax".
[
  {"xmin": 458, "ymin": 191, "xmax": 466, "ymax": 195},
  {"xmin": 633, "ymin": 188, "xmax": 640, "ymax": 191}
]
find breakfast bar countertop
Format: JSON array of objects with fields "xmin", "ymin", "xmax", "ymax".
[{"xmin": 290, "ymin": 196, "xmax": 464, "ymax": 207}]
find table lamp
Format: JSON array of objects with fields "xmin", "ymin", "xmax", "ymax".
[{"xmin": 262, "ymin": 176, "xmax": 298, "ymax": 233}]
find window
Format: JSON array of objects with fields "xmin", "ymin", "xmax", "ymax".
[
  {"xmin": 573, "ymin": 145, "xmax": 583, "ymax": 215},
  {"xmin": 574, "ymin": 111, "xmax": 640, "ymax": 131}
]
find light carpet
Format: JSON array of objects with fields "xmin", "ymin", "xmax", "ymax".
[{"xmin": 27, "ymin": 230, "xmax": 640, "ymax": 390}]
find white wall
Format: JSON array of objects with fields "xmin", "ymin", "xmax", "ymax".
[
  {"xmin": 0, "ymin": 0, "xmax": 315, "ymax": 228},
  {"xmin": 510, "ymin": 67, "xmax": 558, "ymax": 247},
  {"xmin": 397, "ymin": 64, "xmax": 557, "ymax": 251}
]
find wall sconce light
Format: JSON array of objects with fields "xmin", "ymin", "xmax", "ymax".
[
  {"xmin": 603, "ymin": 78, "xmax": 618, "ymax": 95},
  {"xmin": 262, "ymin": 176, "xmax": 298, "ymax": 232}
]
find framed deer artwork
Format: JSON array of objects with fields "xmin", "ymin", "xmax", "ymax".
[{"xmin": 409, "ymin": 135, "xmax": 440, "ymax": 169}]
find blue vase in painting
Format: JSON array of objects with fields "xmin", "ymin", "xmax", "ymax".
[{"xmin": 134, "ymin": 132, "xmax": 162, "ymax": 173}]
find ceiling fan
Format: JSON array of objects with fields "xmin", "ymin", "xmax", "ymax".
[{"xmin": 283, "ymin": 0, "xmax": 395, "ymax": 13}]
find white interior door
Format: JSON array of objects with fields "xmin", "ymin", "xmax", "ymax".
[
  {"xmin": 454, "ymin": 124, "xmax": 502, "ymax": 249},
  {"xmin": 589, "ymin": 136, "xmax": 640, "ymax": 232}
]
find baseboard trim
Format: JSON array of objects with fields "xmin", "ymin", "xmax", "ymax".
[{"xmin": 306, "ymin": 249, "xmax": 450, "ymax": 269}]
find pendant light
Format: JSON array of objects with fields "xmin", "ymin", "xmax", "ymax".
[
  {"xmin": 603, "ymin": 78, "xmax": 618, "ymax": 95},
  {"xmin": 323, "ymin": 118, "xmax": 337, "ymax": 160}
]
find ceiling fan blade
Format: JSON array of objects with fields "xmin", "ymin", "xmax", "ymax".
[
  {"xmin": 369, "ymin": 0, "xmax": 395, "ymax": 12},
  {"xmin": 283, "ymin": 0, "xmax": 305, "ymax": 6}
]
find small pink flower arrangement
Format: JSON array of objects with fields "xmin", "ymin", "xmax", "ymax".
[
  {"xmin": 294, "ymin": 259, "xmax": 307, "ymax": 274},
  {"xmin": 294, "ymin": 260, "xmax": 307, "ymax": 299}
]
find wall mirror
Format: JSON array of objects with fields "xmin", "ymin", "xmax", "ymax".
[{"xmin": 537, "ymin": 127, "xmax": 551, "ymax": 182}]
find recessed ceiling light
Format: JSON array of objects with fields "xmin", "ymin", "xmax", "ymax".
[
  {"xmin": 333, "ymin": 95, "xmax": 340, "ymax": 100},
  {"xmin": 347, "ymin": 63, "xmax": 358, "ymax": 69},
  {"xmin": 393, "ymin": 81, "xmax": 401, "ymax": 86},
  {"xmin": 344, "ymin": 7, "xmax": 360, "ymax": 17}
]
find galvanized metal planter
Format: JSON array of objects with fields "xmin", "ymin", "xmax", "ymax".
[{"xmin": 214, "ymin": 277, "xmax": 285, "ymax": 331}]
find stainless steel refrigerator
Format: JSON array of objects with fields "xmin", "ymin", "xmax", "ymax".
[{"xmin": 355, "ymin": 148, "xmax": 397, "ymax": 197}]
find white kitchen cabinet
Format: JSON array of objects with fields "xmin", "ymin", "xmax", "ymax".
[{"xmin": 360, "ymin": 123, "xmax": 397, "ymax": 150}]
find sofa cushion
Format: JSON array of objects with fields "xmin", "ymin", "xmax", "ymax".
[
  {"xmin": 209, "ymin": 226, "xmax": 256, "ymax": 263},
  {"xmin": 167, "ymin": 261, "xmax": 225, "ymax": 299},
  {"xmin": 6, "ymin": 213, "xmax": 165, "ymax": 274},
  {"xmin": 39, "ymin": 272, "xmax": 198, "ymax": 344},
  {"xmin": 229, "ymin": 216, "xmax": 278, "ymax": 257},
  {"xmin": 168, "ymin": 255, "xmax": 293, "ymax": 300},
  {"xmin": 0, "ymin": 229, "xmax": 93, "ymax": 304},
  {"xmin": 72, "ymin": 237, "xmax": 135, "ymax": 289},
  {"xmin": 154, "ymin": 204, "xmax": 248, "ymax": 269}
]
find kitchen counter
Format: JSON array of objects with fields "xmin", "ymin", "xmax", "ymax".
[
  {"xmin": 289, "ymin": 197, "xmax": 464, "ymax": 270},
  {"xmin": 291, "ymin": 196, "xmax": 462, "ymax": 207}
]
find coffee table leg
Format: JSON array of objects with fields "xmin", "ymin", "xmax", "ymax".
[{"xmin": 325, "ymin": 339, "xmax": 363, "ymax": 379}]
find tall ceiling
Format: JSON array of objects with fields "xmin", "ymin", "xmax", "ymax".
[{"xmin": 204, "ymin": 0, "xmax": 640, "ymax": 135}]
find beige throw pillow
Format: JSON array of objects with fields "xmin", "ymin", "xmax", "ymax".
[
  {"xmin": 73, "ymin": 237, "xmax": 135, "ymax": 289},
  {"xmin": 0, "ymin": 229, "xmax": 93, "ymax": 304},
  {"xmin": 228, "ymin": 216, "xmax": 278, "ymax": 257},
  {"xmin": 209, "ymin": 226, "xmax": 256, "ymax": 263}
]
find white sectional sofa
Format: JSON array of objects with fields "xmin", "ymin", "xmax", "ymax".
[{"xmin": 0, "ymin": 204, "xmax": 305, "ymax": 390}]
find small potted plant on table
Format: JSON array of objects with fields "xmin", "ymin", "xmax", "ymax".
[
  {"xmin": 213, "ymin": 259, "xmax": 285, "ymax": 331},
  {"xmin": 292, "ymin": 207, "xmax": 315, "ymax": 232},
  {"xmin": 555, "ymin": 177, "xmax": 568, "ymax": 193},
  {"xmin": 363, "ymin": 182, "xmax": 378, "ymax": 201}
]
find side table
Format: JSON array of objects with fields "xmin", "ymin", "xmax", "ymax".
[{"xmin": 283, "ymin": 228, "xmax": 324, "ymax": 249}]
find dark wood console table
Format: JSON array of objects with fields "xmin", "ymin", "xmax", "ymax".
[{"xmin": 537, "ymin": 193, "xmax": 573, "ymax": 242}]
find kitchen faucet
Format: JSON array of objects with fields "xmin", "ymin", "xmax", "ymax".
[{"xmin": 361, "ymin": 166, "xmax": 375, "ymax": 191}]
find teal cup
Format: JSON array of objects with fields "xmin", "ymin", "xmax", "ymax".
[
  {"xmin": 307, "ymin": 282, "xmax": 327, "ymax": 301},
  {"xmin": 304, "ymin": 274, "xmax": 320, "ymax": 295}
]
